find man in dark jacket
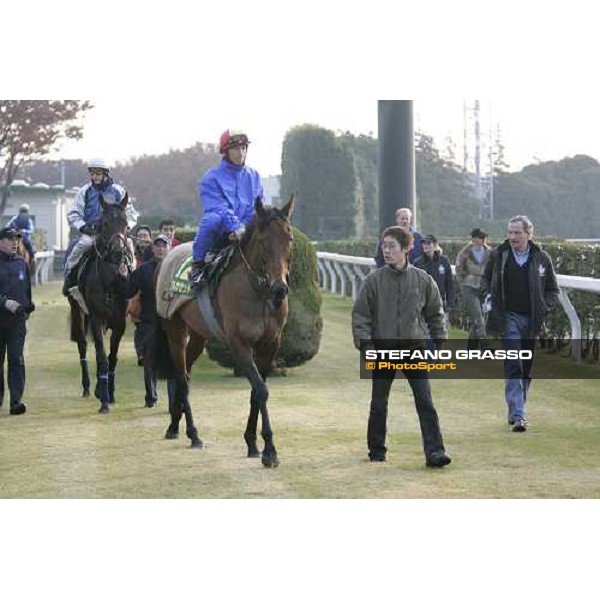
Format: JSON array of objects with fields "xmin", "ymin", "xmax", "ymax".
[
  {"xmin": 374, "ymin": 207, "xmax": 423, "ymax": 267},
  {"xmin": 0, "ymin": 227, "xmax": 35, "ymax": 415},
  {"xmin": 481, "ymin": 215, "xmax": 559, "ymax": 432},
  {"xmin": 353, "ymin": 226, "xmax": 451, "ymax": 467},
  {"xmin": 125, "ymin": 233, "xmax": 174, "ymax": 407},
  {"xmin": 413, "ymin": 234, "xmax": 455, "ymax": 318}
]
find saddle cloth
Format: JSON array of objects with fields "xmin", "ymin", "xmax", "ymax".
[{"xmin": 155, "ymin": 242, "xmax": 195, "ymax": 320}]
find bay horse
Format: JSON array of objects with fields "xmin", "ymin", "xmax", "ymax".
[
  {"xmin": 16, "ymin": 234, "xmax": 35, "ymax": 277},
  {"xmin": 68, "ymin": 194, "xmax": 132, "ymax": 413},
  {"xmin": 154, "ymin": 196, "xmax": 294, "ymax": 467}
]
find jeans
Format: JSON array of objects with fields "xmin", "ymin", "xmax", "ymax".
[
  {"xmin": 368, "ymin": 369, "xmax": 446, "ymax": 459},
  {"xmin": 502, "ymin": 312, "xmax": 535, "ymax": 422},
  {"xmin": 461, "ymin": 285, "xmax": 486, "ymax": 340}
]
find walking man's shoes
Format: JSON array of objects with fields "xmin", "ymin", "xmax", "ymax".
[
  {"xmin": 10, "ymin": 403, "xmax": 27, "ymax": 415},
  {"xmin": 369, "ymin": 453, "xmax": 386, "ymax": 462},
  {"xmin": 512, "ymin": 419, "xmax": 527, "ymax": 432},
  {"xmin": 426, "ymin": 452, "xmax": 452, "ymax": 468}
]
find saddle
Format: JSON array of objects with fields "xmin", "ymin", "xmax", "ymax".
[{"xmin": 157, "ymin": 243, "xmax": 238, "ymax": 341}]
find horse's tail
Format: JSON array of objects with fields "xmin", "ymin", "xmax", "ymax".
[{"xmin": 153, "ymin": 316, "xmax": 176, "ymax": 380}]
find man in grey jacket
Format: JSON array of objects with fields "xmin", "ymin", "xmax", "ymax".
[
  {"xmin": 352, "ymin": 226, "xmax": 451, "ymax": 467},
  {"xmin": 456, "ymin": 227, "xmax": 492, "ymax": 350}
]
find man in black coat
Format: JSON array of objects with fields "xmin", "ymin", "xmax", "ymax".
[
  {"xmin": 0, "ymin": 227, "xmax": 35, "ymax": 415},
  {"xmin": 413, "ymin": 234, "xmax": 455, "ymax": 320},
  {"xmin": 481, "ymin": 215, "xmax": 559, "ymax": 432},
  {"xmin": 125, "ymin": 233, "xmax": 174, "ymax": 407}
]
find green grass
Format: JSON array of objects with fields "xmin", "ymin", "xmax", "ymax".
[{"xmin": 1, "ymin": 282, "xmax": 599, "ymax": 498}]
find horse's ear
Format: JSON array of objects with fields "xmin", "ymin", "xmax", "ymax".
[
  {"xmin": 120, "ymin": 192, "xmax": 129, "ymax": 209},
  {"xmin": 281, "ymin": 195, "xmax": 295, "ymax": 220},
  {"xmin": 255, "ymin": 196, "xmax": 265, "ymax": 216},
  {"xmin": 99, "ymin": 194, "xmax": 107, "ymax": 210}
]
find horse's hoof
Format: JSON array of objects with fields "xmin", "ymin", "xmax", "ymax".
[
  {"xmin": 190, "ymin": 438, "xmax": 204, "ymax": 449},
  {"xmin": 261, "ymin": 454, "xmax": 279, "ymax": 468},
  {"xmin": 82, "ymin": 390, "xmax": 90, "ymax": 398},
  {"xmin": 98, "ymin": 404, "xmax": 109, "ymax": 414},
  {"xmin": 247, "ymin": 449, "xmax": 261, "ymax": 458},
  {"xmin": 165, "ymin": 428, "xmax": 179, "ymax": 440},
  {"xmin": 108, "ymin": 398, "xmax": 115, "ymax": 404}
]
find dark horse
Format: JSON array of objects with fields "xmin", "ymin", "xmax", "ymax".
[
  {"xmin": 154, "ymin": 196, "xmax": 294, "ymax": 467},
  {"xmin": 69, "ymin": 194, "xmax": 131, "ymax": 414}
]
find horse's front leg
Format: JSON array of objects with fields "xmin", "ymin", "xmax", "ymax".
[
  {"xmin": 232, "ymin": 339, "xmax": 278, "ymax": 468},
  {"xmin": 107, "ymin": 320, "xmax": 125, "ymax": 404},
  {"xmin": 70, "ymin": 300, "xmax": 90, "ymax": 396},
  {"xmin": 90, "ymin": 317, "xmax": 110, "ymax": 414}
]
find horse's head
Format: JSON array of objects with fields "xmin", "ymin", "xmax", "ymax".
[
  {"xmin": 246, "ymin": 195, "xmax": 295, "ymax": 308},
  {"xmin": 98, "ymin": 192, "xmax": 130, "ymax": 264}
]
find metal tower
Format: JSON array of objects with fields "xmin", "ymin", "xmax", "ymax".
[{"xmin": 463, "ymin": 100, "xmax": 495, "ymax": 220}]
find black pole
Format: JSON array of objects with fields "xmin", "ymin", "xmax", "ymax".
[{"xmin": 378, "ymin": 100, "xmax": 416, "ymax": 231}]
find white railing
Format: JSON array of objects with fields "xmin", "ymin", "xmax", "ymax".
[
  {"xmin": 33, "ymin": 250, "xmax": 55, "ymax": 286},
  {"xmin": 316, "ymin": 251, "xmax": 600, "ymax": 361}
]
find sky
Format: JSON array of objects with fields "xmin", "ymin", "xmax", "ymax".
[{"xmin": 52, "ymin": 97, "xmax": 600, "ymax": 178}]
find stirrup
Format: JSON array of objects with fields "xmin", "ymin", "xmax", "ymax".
[{"xmin": 69, "ymin": 286, "xmax": 89, "ymax": 315}]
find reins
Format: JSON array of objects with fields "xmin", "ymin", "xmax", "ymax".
[{"xmin": 236, "ymin": 211, "xmax": 291, "ymax": 301}]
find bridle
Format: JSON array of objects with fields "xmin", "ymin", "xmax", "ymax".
[
  {"xmin": 94, "ymin": 232, "xmax": 132, "ymax": 267},
  {"xmin": 237, "ymin": 211, "xmax": 291, "ymax": 300}
]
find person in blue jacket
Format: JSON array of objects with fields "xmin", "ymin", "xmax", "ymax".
[
  {"xmin": 63, "ymin": 158, "xmax": 138, "ymax": 299},
  {"xmin": 0, "ymin": 227, "xmax": 35, "ymax": 415},
  {"xmin": 189, "ymin": 129, "xmax": 264, "ymax": 285},
  {"xmin": 7, "ymin": 204, "xmax": 36, "ymax": 260}
]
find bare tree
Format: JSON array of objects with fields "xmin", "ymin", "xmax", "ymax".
[{"xmin": 0, "ymin": 100, "xmax": 93, "ymax": 212}]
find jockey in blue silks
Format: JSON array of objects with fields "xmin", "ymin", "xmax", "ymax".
[
  {"xmin": 63, "ymin": 157, "xmax": 138, "ymax": 298},
  {"xmin": 7, "ymin": 204, "xmax": 36, "ymax": 259},
  {"xmin": 189, "ymin": 129, "xmax": 265, "ymax": 285}
]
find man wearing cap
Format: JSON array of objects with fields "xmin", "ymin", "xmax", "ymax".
[
  {"xmin": 413, "ymin": 234, "xmax": 455, "ymax": 323},
  {"xmin": 456, "ymin": 228, "xmax": 492, "ymax": 350},
  {"xmin": 7, "ymin": 204, "xmax": 36, "ymax": 261},
  {"xmin": 0, "ymin": 227, "xmax": 35, "ymax": 415},
  {"xmin": 189, "ymin": 129, "xmax": 264, "ymax": 286},
  {"xmin": 125, "ymin": 233, "xmax": 174, "ymax": 407}
]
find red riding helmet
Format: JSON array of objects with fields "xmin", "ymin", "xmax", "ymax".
[{"xmin": 219, "ymin": 129, "xmax": 251, "ymax": 154}]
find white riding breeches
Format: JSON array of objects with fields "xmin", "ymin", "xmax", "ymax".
[{"xmin": 64, "ymin": 234, "xmax": 95, "ymax": 273}]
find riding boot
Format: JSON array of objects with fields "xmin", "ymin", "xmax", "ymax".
[
  {"xmin": 189, "ymin": 260, "xmax": 206, "ymax": 289},
  {"xmin": 62, "ymin": 268, "xmax": 78, "ymax": 297}
]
